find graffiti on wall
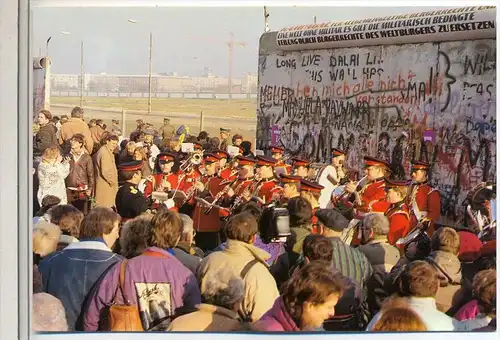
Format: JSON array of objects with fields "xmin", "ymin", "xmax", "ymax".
[{"xmin": 256, "ymin": 40, "xmax": 496, "ymax": 225}]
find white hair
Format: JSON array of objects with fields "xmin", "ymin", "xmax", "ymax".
[
  {"xmin": 363, "ymin": 213, "xmax": 390, "ymax": 236},
  {"xmin": 202, "ymin": 267, "xmax": 245, "ymax": 310},
  {"xmin": 32, "ymin": 293, "xmax": 68, "ymax": 332},
  {"xmin": 178, "ymin": 213, "xmax": 194, "ymax": 237}
]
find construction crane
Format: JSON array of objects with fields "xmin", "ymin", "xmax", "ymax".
[{"xmin": 188, "ymin": 32, "xmax": 246, "ymax": 99}]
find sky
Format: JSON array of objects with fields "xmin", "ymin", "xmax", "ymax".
[{"xmin": 32, "ymin": 5, "xmax": 455, "ymax": 77}]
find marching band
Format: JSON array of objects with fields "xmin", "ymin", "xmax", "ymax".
[{"xmin": 115, "ymin": 140, "xmax": 442, "ymax": 252}]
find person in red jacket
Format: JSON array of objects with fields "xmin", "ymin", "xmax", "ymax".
[
  {"xmin": 345, "ymin": 157, "xmax": 391, "ymax": 219},
  {"xmin": 291, "ymin": 157, "xmax": 311, "ymax": 179},
  {"xmin": 300, "ymin": 178, "xmax": 324, "ymax": 233},
  {"xmin": 270, "ymin": 146, "xmax": 292, "ymax": 175},
  {"xmin": 384, "ymin": 179, "xmax": 411, "ymax": 246},
  {"xmin": 407, "ymin": 161, "xmax": 441, "ymax": 237},
  {"xmin": 254, "ymin": 155, "xmax": 283, "ymax": 204}
]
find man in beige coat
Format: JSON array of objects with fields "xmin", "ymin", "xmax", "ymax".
[
  {"xmin": 196, "ymin": 212, "xmax": 279, "ymax": 323},
  {"xmin": 58, "ymin": 107, "xmax": 94, "ymax": 154},
  {"xmin": 93, "ymin": 134, "xmax": 119, "ymax": 208}
]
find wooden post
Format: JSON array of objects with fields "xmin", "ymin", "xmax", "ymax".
[
  {"xmin": 199, "ymin": 111, "xmax": 204, "ymax": 132},
  {"xmin": 121, "ymin": 110, "xmax": 126, "ymax": 136}
]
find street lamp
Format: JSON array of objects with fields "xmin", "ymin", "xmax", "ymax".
[
  {"xmin": 60, "ymin": 31, "xmax": 85, "ymax": 107},
  {"xmin": 128, "ymin": 19, "xmax": 153, "ymax": 113}
]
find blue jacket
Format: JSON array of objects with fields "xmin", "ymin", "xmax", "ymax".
[{"xmin": 38, "ymin": 240, "xmax": 123, "ymax": 331}]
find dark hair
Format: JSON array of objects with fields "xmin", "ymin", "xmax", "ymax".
[
  {"xmin": 430, "ymin": 227, "xmax": 460, "ymax": 255},
  {"xmin": 71, "ymin": 106, "xmax": 84, "ymax": 118},
  {"xmin": 472, "ymin": 269, "xmax": 496, "ymax": 316},
  {"xmin": 240, "ymin": 141, "xmax": 252, "ymax": 154},
  {"xmin": 282, "ymin": 261, "xmax": 344, "ymax": 329},
  {"xmin": 225, "ymin": 211, "xmax": 258, "ymax": 243},
  {"xmin": 198, "ymin": 131, "xmax": 209, "ymax": 142},
  {"xmin": 303, "ymin": 234, "xmax": 333, "ymax": 262},
  {"xmin": 40, "ymin": 195, "xmax": 61, "ymax": 210},
  {"xmin": 48, "ymin": 205, "xmax": 84, "ymax": 238},
  {"xmin": 148, "ymin": 210, "xmax": 182, "ymax": 249},
  {"xmin": 232, "ymin": 134, "xmax": 243, "ymax": 144},
  {"xmin": 104, "ymin": 134, "xmax": 119, "ymax": 142},
  {"xmin": 210, "ymin": 137, "xmax": 220, "ymax": 149},
  {"xmin": 96, "ymin": 119, "xmax": 104, "ymax": 125},
  {"xmin": 233, "ymin": 201, "xmax": 263, "ymax": 222},
  {"xmin": 71, "ymin": 133, "xmax": 86, "ymax": 147},
  {"xmin": 287, "ymin": 197, "xmax": 313, "ymax": 229},
  {"xmin": 397, "ymin": 260, "xmax": 439, "ymax": 298},
  {"xmin": 119, "ymin": 169, "xmax": 141, "ymax": 183},
  {"xmin": 79, "ymin": 207, "xmax": 120, "ymax": 239},
  {"xmin": 89, "ymin": 119, "xmax": 97, "ymax": 125},
  {"xmin": 120, "ymin": 215, "xmax": 153, "ymax": 258},
  {"xmin": 39, "ymin": 109, "xmax": 52, "ymax": 121}
]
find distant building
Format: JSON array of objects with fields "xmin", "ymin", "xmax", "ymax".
[{"xmin": 51, "ymin": 71, "xmax": 258, "ymax": 94}]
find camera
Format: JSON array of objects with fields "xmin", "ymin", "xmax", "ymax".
[{"xmin": 259, "ymin": 203, "xmax": 291, "ymax": 243}]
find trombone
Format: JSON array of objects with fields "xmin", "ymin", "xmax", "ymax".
[{"xmin": 180, "ymin": 150, "xmax": 204, "ymax": 173}]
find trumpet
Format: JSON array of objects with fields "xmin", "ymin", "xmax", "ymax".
[
  {"xmin": 180, "ymin": 150, "xmax": 204, "ymax": 173},
  {"xmin": 333, "ymin": 175, "xmax": 368, "ymax": 204}
]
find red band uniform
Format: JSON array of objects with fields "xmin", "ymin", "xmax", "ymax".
[
  {"xmin": 300, "ymin": 178, "xmax": 325, "ymax": 233},
  {"xmin": 192, "ymin": 153, "xmax": 226, "ymax": 251},
  {"xmin": 270, "ymin": 146, "xmax": 292, "ymax": 175},
  {"xmin": 291, "ymin": 157, "xmax": 311, "ymax": 179},
  {"xmin": 384, "ymin": 179, "xmax": 411, "ymax": 246},
  {"xmin": 144, "ymin": 152, "xmax": 184, "ymax": 211},
  {"xmin": 255, "ymin": 155, "xmax": 283, "ymax": 204},
  {"xmin": 219, "ymin": 155, "xmax": 256, "ymax": 219},
  {"xmin": 407, "ymin": 161, "xmax": 441, "ymax": 237}
]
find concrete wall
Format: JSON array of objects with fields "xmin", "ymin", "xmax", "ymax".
[{"xmin": 257, "ymin": 35, "xmax": 496, "ymax": 225}]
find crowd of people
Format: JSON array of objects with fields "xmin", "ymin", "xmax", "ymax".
[{"xmin": 32, "ymin": 106, "xmax": 496, "ymax": 333}]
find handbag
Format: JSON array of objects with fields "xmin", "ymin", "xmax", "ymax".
[{"xmin": 106, "ymin": 259, "xmax": 144, "ymax": 331}]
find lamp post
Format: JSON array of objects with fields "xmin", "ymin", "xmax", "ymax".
[
  {"xmin": 128, "ymin": 19, "xmax": 153, "ymax": 113},
  {"xmin": 60, "ymin": 31, "xmax": 84, "ymax": 107}
]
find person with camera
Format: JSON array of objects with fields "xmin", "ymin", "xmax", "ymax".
[{"xmin": 197, "ymin": 211, "xmax": 280, "ymax": 323}]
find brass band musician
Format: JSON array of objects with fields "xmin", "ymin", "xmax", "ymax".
[
  {"xmin": 270, "ymin": 146, "xmax": 292, "ymax": 175},
  {"xmin": 254, "ymin": 155, "xmax": 283, "ymax": 204},
  {"xmin": 291, "ymin": 157, "xmax": 311, "ymax": 179},
  {"xmin": 192, "ymin": 153, "xmax": 226, "ymax": 252},
  {"xmin": 407, "ymin": 161, "xmax": 441, "ymax": 237}
]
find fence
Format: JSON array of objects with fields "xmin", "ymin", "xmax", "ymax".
[{"xmin": 51, "ymin": 90, "xmax": 258, "ymax": 100}]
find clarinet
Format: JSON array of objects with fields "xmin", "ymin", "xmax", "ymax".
[{"xmin": 204, "ymin": 177, "xmax": 238, "ymax": 215}]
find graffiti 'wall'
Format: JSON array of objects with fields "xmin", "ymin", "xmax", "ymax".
[{"xmin": 257, "ymin": 8, "xmax": 496, "ymax": 225}]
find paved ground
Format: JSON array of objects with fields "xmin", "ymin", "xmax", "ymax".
[{"xmin": 50, "ymin": 104, "xmax": 258, "ymax": 142}]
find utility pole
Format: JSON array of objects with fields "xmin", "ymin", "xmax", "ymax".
[
  {"xmin": 227, "ymin": 32, "xmax": 246, "ymax": 102},
  {"xmin": 46, "ymin": 37, "xmax": 52, "ymax": 56},
  {"xmin": 148, "ymin": 32, "xmax": 153, "ymax": 113},
  {"xmin": 80, "ymin": 41, "xmax": 84, "ymax": 107},
  {"xmin": 264, "ymin": 6, "xmax": 270, "ymax": 32}
]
